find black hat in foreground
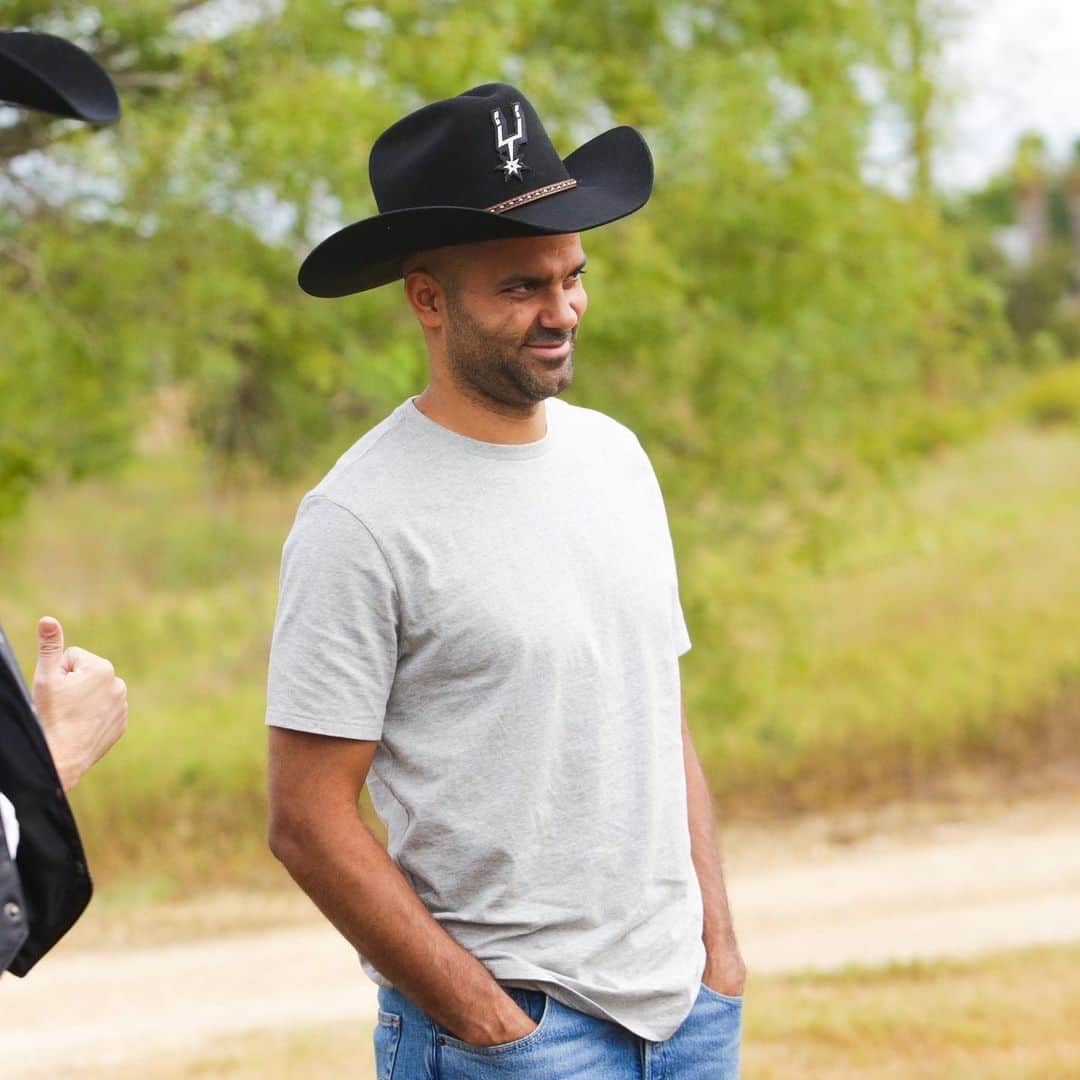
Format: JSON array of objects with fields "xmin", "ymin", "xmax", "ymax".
[
  {"xmin": 299, "ymin": 83, "xmax": 653, "ymax": 298},
  {"xmin": 0, "ymin": 30, "xmax": 120, "ymax": 125}
]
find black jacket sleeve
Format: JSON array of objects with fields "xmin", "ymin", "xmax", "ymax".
[{"xmin": 0, "ymin": 622, "xmax": 92, "ymax": 976}]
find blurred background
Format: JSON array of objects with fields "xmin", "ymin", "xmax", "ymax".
[{"xmin": 1, "ymin": 1, "xmax": 1078, "ymax": 1076}]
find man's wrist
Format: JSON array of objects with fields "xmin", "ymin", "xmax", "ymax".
[
  {"xmin": 43, "ymin": 734, "xmax": 81, "ymax": 794},
  {"xmin": 703, "ymin": 931, "xmax": 747, "ymax": 996},
  {"xmin": 704, "ymin": 924, "xmax": 739, "ymax": 956},
  {"xmin": 453, "ymin": 982, "xmax": 533, "ymax": 1045}
]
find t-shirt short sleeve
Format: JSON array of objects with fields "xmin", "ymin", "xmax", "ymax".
[{"xmin": 266, "ymin": 494, "xmax": 399, "ymax": 740}]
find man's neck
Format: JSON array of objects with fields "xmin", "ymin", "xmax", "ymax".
[{"xmin": 413, "ymin": 387, "xmax": 548, "ymax": 445}]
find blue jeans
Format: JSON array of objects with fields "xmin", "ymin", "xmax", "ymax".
[{"xmin": 374, "ymin": 981, "xmax": 742, "ymax": 1078}]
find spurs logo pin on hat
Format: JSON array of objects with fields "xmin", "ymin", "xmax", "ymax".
[{"xmin": 492, "ymin": 101, "xmax": 528, "ymax": 181}]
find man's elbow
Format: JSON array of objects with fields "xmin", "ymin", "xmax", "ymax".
[{"xmin": 267, "ymin": 803, "xmax": 314, "ymax": 869}]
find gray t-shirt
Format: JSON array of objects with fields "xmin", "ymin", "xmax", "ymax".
[{"xmin": 266, "ymin": 394, "xmax": 705, "ymax": 1041}]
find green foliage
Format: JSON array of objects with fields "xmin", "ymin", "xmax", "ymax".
[
  {"xmin": 1050, "ymin": 302, "xmax": 1080, "ymax": 358},
  {"xmin": 0, "ymin": 217, "xmax": 146, "ymax": 515},
  {"xmin": 959, "ymin": 174, "xmax": 1016, "ymax": 229},
  {"xmin": 1, "ymin": 0, "xmax": 1010, "ymax": 515},
  {"xmin": 951, "ymin": 129, "xmax": 1080, "ymax": 355},
  {"xmin": 1004, "ymin": 246, "xmax": 1074, "ymax": 342},
  {"xmin": 1013, "ymin": 361, "xmax": 1080, "ymax": 428}
]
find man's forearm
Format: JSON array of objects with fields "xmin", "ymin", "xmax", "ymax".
[
  {"xmin": 682, "ymin": 704, "xmax": 740, "ymax": 958},
  {"xmin": 271, "ymin": 807, "xmax": 525, "ymax": 1043}
]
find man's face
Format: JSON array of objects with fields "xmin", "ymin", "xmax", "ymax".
[{"xmin": 437, "ymin": 233, "xmax": 588, "ymax": 408}]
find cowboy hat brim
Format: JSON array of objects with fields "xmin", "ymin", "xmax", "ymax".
[
  {"xmin": 0, "ymin": 30, "xmax": 120, "ymax": 125},
  {"xmin": 298, "ymin": 125, "xmax": 653, "ymax": 298}
]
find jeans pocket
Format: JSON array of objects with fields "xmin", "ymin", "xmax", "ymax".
[
  {"xmin": 699, "ymin": 981, "xmax": 744, "ymax": 1006},
  {"xmin": 374, "ymin": 1008, "xmax": 402, "ymax": 1079},
  {"xmin": 437, "ymin": 989, "xmax": 552, "ymax": 1057}
]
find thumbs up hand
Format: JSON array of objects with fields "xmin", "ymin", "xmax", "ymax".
[{"xmin": 31, "ymin": 617, "xmax": 128, "ymax": 793}]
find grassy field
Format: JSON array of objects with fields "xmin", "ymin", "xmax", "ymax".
[
  {"xmin": 1, "ymin": 401, "xmax": 1078, "ymax": 889},
  {"xmin": 681, "ymin": 423, "xmax": 1080, "ymax": 815},
  {"xmin": 102, "ymin": 941, "xmax": 1080, "ymax": 1078}
]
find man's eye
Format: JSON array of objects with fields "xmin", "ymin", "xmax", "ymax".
[{"xmin": 569, "ymin": 269, "xmax": 587, "ymax": 283}]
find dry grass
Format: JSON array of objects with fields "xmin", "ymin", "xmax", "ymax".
[
  {"xmin": 94, "ymin": 942, "xmax": 1080, "ymax": 1079},
  {"xmin": 101, "ymin": 1021, "xmax": 376, "ymax": 1080},
  {"xmin": 743, "ymin": 943, "xmax": 1080, "ymax": 1078}
]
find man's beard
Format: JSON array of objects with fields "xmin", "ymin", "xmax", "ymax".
[{"xmin": 443, "ymin": 297, "xmax": 575, "ymax": 412}]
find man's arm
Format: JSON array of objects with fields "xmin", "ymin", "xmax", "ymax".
[
  {"xmin": 267, "ymin": 726, "xmax": 536, "ymax": 1046},
  {"xmin": 682, "ymin": 696, "xmax": 747, "ymax": 996}
]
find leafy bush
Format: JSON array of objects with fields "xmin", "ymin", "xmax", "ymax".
[{"xmin": 1014, "ymin": 362, "xmax": 1080, "ymax": 428}]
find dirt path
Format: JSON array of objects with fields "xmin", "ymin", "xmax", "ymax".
[{"xmin": 3, "ymin": 793, "xmax": 1078, "ymax": 1076}]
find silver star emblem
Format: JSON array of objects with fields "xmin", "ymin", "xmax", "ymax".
[{"xmin": 501, "ymin": 157, "xmax": 525, "ymax": 179}]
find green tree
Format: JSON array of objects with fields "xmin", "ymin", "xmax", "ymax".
[{"xmin": 1, "ymin": 0, "xmax": 1006, "ymax": 516}]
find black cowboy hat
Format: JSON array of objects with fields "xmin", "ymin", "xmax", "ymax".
[
  {"xmin": 0, "ymin": 30, "xmax": 120, "ymax": 125},
  {"xmin": 298, "ymin": 83, "xmax": 653, "ymax": 298}
]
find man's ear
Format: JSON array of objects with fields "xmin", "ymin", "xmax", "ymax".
[{"xmin": 404, "ymin": 270, "xmax": 445, "ymax": 329}]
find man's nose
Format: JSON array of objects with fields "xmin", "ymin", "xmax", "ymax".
[{"xmin": 539, "ymin": 288, "xmax": 581, "ymax": 333}]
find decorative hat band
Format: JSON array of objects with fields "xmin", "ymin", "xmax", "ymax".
[{"xmin": 485, "ymin": 178, "xmax": 578, "ymax": 215}]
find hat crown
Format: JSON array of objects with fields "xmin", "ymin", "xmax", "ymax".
[{"xmin": 370, "ymin": 83, "xmax": 570, "ymax": 214}]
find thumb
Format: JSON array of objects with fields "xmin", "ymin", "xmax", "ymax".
[{"xmin": 36, "ymin": 616, "xmax": 66, "ymax": 676}]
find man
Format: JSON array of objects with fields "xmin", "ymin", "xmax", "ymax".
[
  {"xmin": 1, "ymin": 30, "xmax": 129, "ymax": 976},
  {"xmin": 267, "ymin": 84, "xmax": 745, "ymax": 1077}
]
